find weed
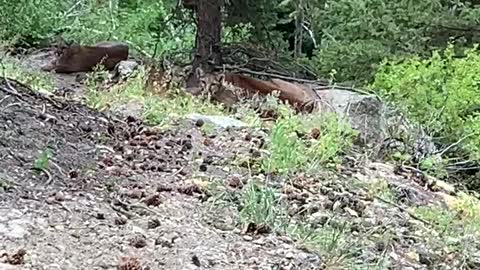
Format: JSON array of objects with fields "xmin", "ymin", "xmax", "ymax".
[
  {"xmin": 200, "ymin": 122, "xmax": 216, "ymax": 136},
  {"xmin": 413, "ymin": 203, "xmax": 480, "ymax": 261},
  {"xmin": 366, "ymin": 178, "xmax": 394, "ymax": 201},
  {"xmin": 262, "ymin": 105, "xmax": 356, "ymax": 174},
  {"xmin": 33, "ymin": 148, "xmax": 52, "ymax": 171},
  {"xmin": 0, "ymin": 178, "xmax": 10, "ymax": 192},
  {"xmin": 238, "ymin": 181, "xmax": 281, "ymax": 229},
  {"xmin": 0, "ymin": 55, "xmax": 54, "ymax": 93}
]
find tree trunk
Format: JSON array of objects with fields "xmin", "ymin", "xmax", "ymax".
[
  {"xmin": 186, "ymin": 0, "xmax": 223, "ymax": 88},
  {"xmin": 294, "ymin": 0, "xmax": 304, "ymax": 59}
]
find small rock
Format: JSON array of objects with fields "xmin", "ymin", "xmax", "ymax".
[
  {"xmin": 155, "ymin": 237, "xmax": 173, "ymax": 248},
  {"xmin": 118, "ymin": 256, "xmax": 142, "ymax": 270},
  {"xmin": 199, "ymin": 164, "xmax": 207, "ymax": 172},
  {"xmin": 117, "ymin": 60, "xmax": 139, "ymax": 79},
  {"xmin": 114, "ymin": 216, "xmax": 128, "ymax": 225},
  {"xmin": 191, "ymin": 255, "xmax": 201, "ymax": 267},
  {"xmin": 68, "ymin": 170, "xmax": 79, "ymax": 178},
  {"xmin": 226, "ymin": 176, "xmax": 242, "ymax": 189},
  {"xmin": 285, "ymin": 251, "xmax": 295, "ymax": 259},
  {"xmin": 195, "ymin": 119, "xmax": 204, "ymax": 127},
  {"xmin": 310, "ymin": 128, "xmax": 320, "ymax": 139},
  {"xmin": 129, "ymin": 234, "xmax": 147, "ymax": 248},
  {"xmin": 344, "ymin": 207, "xmax": 359, "ymax": 217},
  {"xmin": 126, "ymin": 189, "xmax": 144, "ymax": 199},
  {"xmin": 147, "ymin": 218, "xmax": 161, "ymax": 229},
  {"xmin": 243, "ymin": 235, "xmax": 253, "ymax": 241},
  {"xmin": 144, "ymin": 194, "xmax": 162, "ymax": 207},
  {"xmin": 405, "ymin": 251, "xmax": 419, "ymax": 262},
  {"xmin": 45, "ymin": 197, "xmax": 56, "ymax": 205},
  {"xmin": 96, "ymin": 212, "xmax": 106, "ymax": 220}
]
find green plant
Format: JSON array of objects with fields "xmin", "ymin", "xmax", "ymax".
[
  {"xmin": 34, "ymin": 148, "xmax": 52, "ymax": 171},
  {"xmin": 0, "ymin": 0, "xmax": 71, "ymax": 46},
  {"xmin": 301, "ymin": 0, "xmax": 480, "ymax": 84},
  {"xmin": 0, "ymin": 55, "xmax": 55, "ymax": 93},
  {"xmin": 419, "ymin": 154, "xmax": 448, "ymax": 178},
  {"xmin": 262, "ymin": 104, "xmax": 356, "ymax": 174},
  {"xmin": 413, "ymin": 204, "xmax": 480, "ymax": 260},
  {"xmin": 0, "ymin": 177, "xmax": 10, "ymax": 192},
  {"xmin": 238, "ymin": 181, "xmax": 280, "ymax": 229},
  {"xmin": 372, "ymin": 44, "xmax": 480, "ymax": 163}
]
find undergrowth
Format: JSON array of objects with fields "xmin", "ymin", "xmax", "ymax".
[
  {"xmin": 84, "ymin": 67, "xmax": 229, "ymax": 127},
  {"xmin": 372, "ymin": 44, "xmax": 480, "ymax": 177},
  {"xmin": 261, "ymin": 103, "xmax": 357, "ymax": 174},
  {"xmin": 0, "ymin": 54, "xmax": 54, "ymax": 93}
]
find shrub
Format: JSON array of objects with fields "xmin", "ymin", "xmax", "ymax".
[
  {"xmin": 305, "ymin": 0, "xmax": 480, "ymax": 84},
  {"xmin": 371, "ymin": 44, "xmax": 480, "ymax": 162}
]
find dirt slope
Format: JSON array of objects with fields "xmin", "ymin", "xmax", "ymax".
[
  {"xmin": 2, "ymin": 50, "xmax": 480, "ymax": 270},
  {"xmin": 0, "ymin": 79, "xmax": 320, "ymax": 269}
]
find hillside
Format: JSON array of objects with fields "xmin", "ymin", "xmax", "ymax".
[
  {"xmin": 3, "ymin": 0, "xmax": 480, "ymax": 269},
  {"xmin": 0, "ymin": 46, "xmax": 480, "ymax": 270}
]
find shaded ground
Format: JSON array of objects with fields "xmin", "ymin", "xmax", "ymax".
[{"xmin": 1, "ymin": 50, "xmax": 480, "ymax": 270}]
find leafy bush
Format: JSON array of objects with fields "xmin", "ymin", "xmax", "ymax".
[
  {"xmin": 371, "ymin": 44, "xmax": 480, "ymax": 162},
  {"xmin": 305, "ymin": 0, "xmax": 480, "ymax": 84},
  {"xmin": 310, "ymin": 39, "xmax": 393, "ymax": 84},
  {"xmin": 0, "ymin": 0, "xmax": 71, "ymax": 46},
  {"xmin": 0, "ymin": 0, "xmax": 196, "ymax": 57}
]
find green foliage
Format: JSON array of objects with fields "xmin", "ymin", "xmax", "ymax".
[
  {"xmin": 0, "ymin": 0, "xmax": 194, "ymax": 57},
  {"xmin": 310, "ymin": 39, "xmax": 393, "ymax": 85},
  {"xmin": 83, "ymin": 65, "xmax": 229, "ymax": 128},
  {"xmin": 304, "ymin": 0, "xmax": 480, "ymax": 83},
  {"xmin": 413, "ymin": 202, "xmax": 480, "ymax": 259},
  {"xmin": 34, "ymin": 148, "xmax": 52, "ymax": 171},
  {"xmin": 372, "ymin": 45, "xmax": 480, "ymax": 162},
  {"xmin": 0, "ymin": 54, "xmax": 54, "ymax": 93},
  {"xmin": 0, "ymin": 0, "xmax": 71, "ymax": 47},
  {"xmin": 239, "ymin": 181, "xmax": 280, "ymax": 228},
  {"xmin": 262, "ymin": 104, "xmax": 357, "ymax": 174}
]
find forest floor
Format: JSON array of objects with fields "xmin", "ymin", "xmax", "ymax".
[{"xmin": 1, "ymin": 49, "xmax": 480, "ymax": 270}]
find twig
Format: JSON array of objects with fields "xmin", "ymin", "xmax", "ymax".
[
  {"xmin": 374, "ymin": 195, "xmax": 433, "ymax": 226},
  {"xmin": 112, "ymin": 197, "xmax": 163, "ymax": 218},
  {"xmin": 217, "ymin": 64, "xmax": 329, "ymax": 85},
  {"xmin": 50, "ymin": 160, "xmax": 67, "ymax": 178},
  {"xmin": 0, "ymin": 95, "xmax": 11, "ymax": 105},
  {"xmin": 170, "ymin": 165, "xmax": 186, "ymax": 178},
  {"xmin": 435, "ymin": 133, "xmax": 476, "ymax": 156},
  {"xmin": 110, "ymin": 202, "xmax": 133, "ymax": 219},
  {"xmin": 0, "ymin": 102, "xmax": 22, "ymax": 113},
  {"xmin": 33, "ymin": 167, "xmax": 53, "ymax": 185},
  {"xmin": 63, "ymin": 0, "xmax": 82, "ymax": 18}
]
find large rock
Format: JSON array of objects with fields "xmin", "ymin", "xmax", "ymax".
[{"xmin": 315, "ymin": 89, "xmax": 386, "ymax": 146}]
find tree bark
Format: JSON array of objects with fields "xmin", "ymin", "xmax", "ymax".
[
  {"xmin": 294, "ymin": 0, "xmax": 304, "ymax": 59},
  {"xmin": 186, "ymin": 0, "xmax": 223, "ymax": 88}
]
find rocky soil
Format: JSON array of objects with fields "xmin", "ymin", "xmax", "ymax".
[{"xmin": 1, "ymin": 50, "xmax": 479, "ymax": 270}]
